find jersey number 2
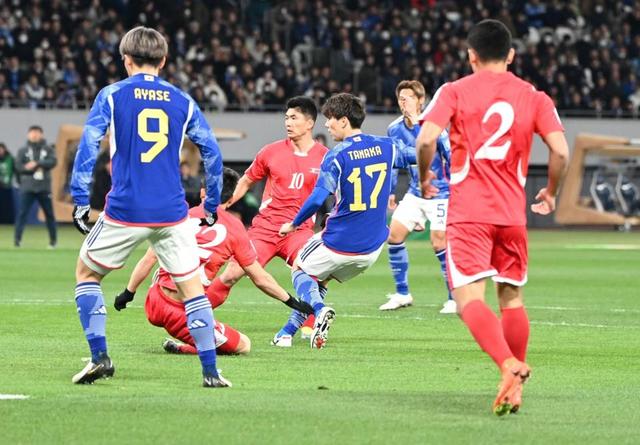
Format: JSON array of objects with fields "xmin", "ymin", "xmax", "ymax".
[
  {"xmin": 347, "ymin": 162, "xmax": 387, "ymax": 211},
  {"xmin": 139, "ymin": 108, "xmax": 169, "ymax": 163},
  {"xmin": 475, "ymin": 101, "xmax": 514, "ymax": 160}
]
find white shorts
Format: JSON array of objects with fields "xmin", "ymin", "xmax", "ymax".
[
  {"xmin": 295, "ymin": 233, "xmax": 384, "ymax": 283},
  {"xmin": 391, "ymin": 193, "xmax": 448, "ymax": 232},
  {"xmin": 80, "ymin": 214, "xmax": 200, "ymax": 282}
]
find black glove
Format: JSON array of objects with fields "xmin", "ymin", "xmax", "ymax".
[
  {"xmin": 284, "ymin": 293, "xmax": 314, "ymax": 315},
  {"xmin": 114, "ymin": 288, "xmax": 135, "ymax": 311},
  {"xmin": 199, "ymin": 210, "xmax": 218, "ymax": 226},
  {"xmin": 72, "ymin": 205, "xmax": 91, "ymax": 235}
]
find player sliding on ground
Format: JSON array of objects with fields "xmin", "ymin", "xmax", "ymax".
[
  {"xmin": 70, "ymin": 26, "xmax": 230, "ymax": 388},
  {"xmin": 209, "ymin": 96, "xmax": 327, "ymax": 347},
  {"xmin": 277, "ymin": 93, "xmax": 420, "ymax": 348},
  {"xmin": 112, "ymin": 168, "xmax": 314, "ymax": 355},
  {"xmin": 381, "ymin": 80, "xmax": 454, "ymax": 313},
  {"xmin": 417, "ymin": 19, "xmax": 569, "ymax": 415}
]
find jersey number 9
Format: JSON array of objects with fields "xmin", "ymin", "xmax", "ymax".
[{"xmin": 138, "ymin": 108, "xmax": 169, "ymax": 163}]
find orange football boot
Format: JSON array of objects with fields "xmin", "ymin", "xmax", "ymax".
[{"xmin": 493, "ymin": 358, "xmax": 531, "ymax": 416}]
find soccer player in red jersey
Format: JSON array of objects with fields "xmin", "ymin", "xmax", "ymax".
[
  {"xmin": 113, "ymin": 168, "xmax": 313, "ymax": 354},
  {"xmin": 417, "ymin": 19, "xmax": 569, "ymax": 415},
  {"xmin": 210, "ymin": 96, "xmax": 328, "ymax": 346}
]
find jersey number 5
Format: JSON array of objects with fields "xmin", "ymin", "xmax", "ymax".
[
  {"xmin": 138, "ymin": 108, "xmax": 169, "ymax": 163},
  {"xmin": 347, "ymin": 162, "xmax": 387, "ymax": 211}
]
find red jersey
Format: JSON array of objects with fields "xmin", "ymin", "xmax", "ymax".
[
  {"xmin": 422, "ymin": 71, "xmax": 564, "ymax": 226},
  {"xmin": 245, "ymin": 139, "xmax": 327, "ymax": 233},
  {"xmin": 157, "ymin": 205, "xmax": 257, "ymax": 290}
]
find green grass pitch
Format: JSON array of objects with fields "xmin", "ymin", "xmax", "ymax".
[{"xmin": 1, "ymin": 226, "xmax": 639, "ymax": 444}]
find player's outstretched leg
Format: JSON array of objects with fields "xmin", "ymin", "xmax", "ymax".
[
  {"xmin": 300, "ymin": 284, "xmax": 325, "ymax": 339},
  {"xmin": 72, "ymin": 282, "xmax": 114, "ymax": 384},
  {"xmin": 380, "ymin": 242, "xmax": 413, "ymax": 310},
  {"xmin": 435, "ymin": 249, "xmax": 456, "ymax": 314},
  {"xmin": 500, "ymin": 306, "xmax": 530, "ymax": 412},
  {"xmin": 184, "ymin": 295, "xmax": 231, "ymax": 388},
  {"xmin": 273, "ymin": 310, "xmax": 306, "ymax": 347}
]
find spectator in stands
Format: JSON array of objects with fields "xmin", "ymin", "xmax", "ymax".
[
  {"xmin": 0, "ymin": 142, "xmax": 15, "ymax": 224},
  {"xmin": 0, "ymin": 0, "xmax": 639, "ymax": 115},
  {"xmin": 14, "ymin": 125, "xmax": 57, "ymax": 248},
  {"xmin": 180, "ymin": 161, "xmax": 201, "ymax": 208}
]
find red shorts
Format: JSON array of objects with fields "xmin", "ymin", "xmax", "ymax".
[
  {"xmin": 144, "ymin": 282, "xmax": 241, "ymax": 354},
  {"xmin": 446, "ymin": 223, "xmax": 528, "ymax": 289},
  {"xmin": 248, "ymin": 226, "xmax": 314, "ymax": 266}
]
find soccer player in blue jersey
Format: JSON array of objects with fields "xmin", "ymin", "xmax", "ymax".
[
  {"xmin": 278, "ymin": 93, "xmax": 423, "ymax": 348},
  {"xmin": 380, "ymin": 80, "xmax": 456, "ymax": 314},
  {"xmin": 69, "ymin": 27, "xmax": 230, "ymax": 388}
]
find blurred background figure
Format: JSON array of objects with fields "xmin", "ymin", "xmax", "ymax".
[
  {"xmin": 0, "ymin": 142, "xmax": 15, "ymax": 224},
  {"xmin": 180, "ymin": 161, "xmax": 201, "ymax": 208},
  {"xmin": 14, "ymin": 125, "xmax": 57, "ymax": 248}
]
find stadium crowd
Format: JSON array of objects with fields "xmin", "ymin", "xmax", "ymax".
[{"xmin": 1, "ymin": 0, "xmax": 640, "ymax": 115}]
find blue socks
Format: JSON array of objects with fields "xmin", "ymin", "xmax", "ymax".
[
  {"xmin": 185, "ymin": 295, "xmax": 218, "ymax": 377},
  {"xmin": 388, "ymin": 242, "xmax": 410, "ymax": 295},
  {"xmin": 292, "ymin": 269, "xmax": 324, "ymax": 315},
  {"xmin": 75, "ymin": 282, "xmax": 108, "ymax": 363},
  {"xmin": 278, "ymin": 281, "xmax": 328, "ymax": 337},
  {"xmin": 435, "ymin": 249, "xmax": 453, "ymax": 300}
]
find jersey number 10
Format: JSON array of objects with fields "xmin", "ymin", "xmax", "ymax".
[
  {"xmin": 138, "ymin": 108, "xmax": 169, "ymax": 163},
  {"xmin": 347, "ymin": 162, "xmax": 387, "ymax": 211}
]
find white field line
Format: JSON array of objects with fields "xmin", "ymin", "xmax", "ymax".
[
  {"xmin": 221, "ymin": 308, "xmax": 640, "ymax": 330},
  {"xmin": 0, "ymin": 394, "xmax": 30, "ymax": 400},
  {"xmin": 2, "ymin": 298, "xmax": 640, "ymax": 314},
  {"xmin": 2, "ymin": 299, "xmax": 638, "ymax": 329}
]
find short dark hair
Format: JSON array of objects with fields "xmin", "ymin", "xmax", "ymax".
[
  {"xmin": 467, "ymin": 19, "xmax": 512, "ymax": 63},
  {"xmin": 28, "ymin": 125, "xmax": 43, "ymax": 133},
  {"xmin": 119, "ymin": 26, "xmax": 168, "ymax": 68},
  {"xmin": 221, "ymin": 167, "xmax": 240, "ymax": 203},
  {"xmin": 321, "ymin": 93, "xmax": 365, "ymax": 129},
  {"xmin": 286, "ymin": 96, "xmax": 318, "ymax": 122}
]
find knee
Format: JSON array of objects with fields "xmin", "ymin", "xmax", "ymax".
[
  {"xmin": 388, "ymin": 232, "xmax": 405, "ymax": 245},
  {"xmin": 220, "ymin": 263, "xmax": 244, "ymax": 286},
  {"xmin": 235, "ymin": 334, "xmax": 251, "ymax": 355},
  {"xmin": 430, "ymin": 231, "xmax": 446, "ymax": 252},
  {"xmin": 75, "ymin": 257, "xmax": 103, "ymax": 283}
]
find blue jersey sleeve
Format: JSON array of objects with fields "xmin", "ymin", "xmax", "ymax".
[
  {"xmin": 436, "ymin": 130, "xmax": 451, "ymax": 164},
  {"xmin": 70, "ymin": 86, "xmax": 114, "ymax": 206},
  {"xmin": 315, "ymin": 150, "xmax": 341, "ymax": 194},
  {"xmin": 292, "ymin": 187, "xmax": 331, "ymax": 227},
  {"xmin": 390, "ymin": 168, "xmax": 399, "ymax": 194},
  {"xmin": 186, "ymin": 103, "xmax": 223, "ymax": 213},
  {"xmin": 393, "ymin": 139, "xmax": 416, "ymax": 169}
]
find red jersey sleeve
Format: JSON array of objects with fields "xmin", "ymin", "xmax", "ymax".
[
  {"xmin": 534, "ymin": 92, "xmax": 564, "ymax": 136},
  {"xmin": 230, "ymin": 221, "xmax": 257, "ymax": 267},
  {"xmin": 420, "ymin": 82, "xmax": 456, "ymax": 128},
  {"xmin": 245, "ymin": 146, "xmax": 269, "ymax": 182}
]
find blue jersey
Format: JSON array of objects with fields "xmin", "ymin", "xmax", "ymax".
[
  {"xmin": 315, "ymin": 133, "xmax": 415, "ymax": 254},
  {"xmin": 387, "ymin": 115, "xmax": 450, "ymax": 199},
  {"xmin": 71, "ymin": 73, "xmax": 223, "ymax": 225}
]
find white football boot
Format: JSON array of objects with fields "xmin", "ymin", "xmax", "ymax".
[
  {"xmin": 379, "ymin": 293, "xmax": 414, "ymax": 311},
  {"xmin": 439, "ymin": 299, "xmax": 457, "ymax": 314},
  {"xmin": 271, "ymin": 333, "xmax": 292, "ymax": 347}
]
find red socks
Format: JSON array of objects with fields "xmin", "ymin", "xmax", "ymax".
[
  {"xmin": 460, "ymin": 300, "xmax": 514, "ymax": 368},
  {"xmin": 500, "ymin": 306, "xmax": 529, "ymax": 362},
  {"xmin": 206, "ymin": 278, "xmax": 231, "ymax": 308}
]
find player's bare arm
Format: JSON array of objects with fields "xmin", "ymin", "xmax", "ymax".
[
  {"xmin": 416, "ymin": 121, "xmax": 441, "ymax": 198},
  {"xmin": 242, "ymin": 262, "xmax": 313, "ymax": 314},
  {"xmin": 225, "ymin": 174, "xmax": 254, "ymax": 208},
  {"xmin": 114, "ymin": 247, "xmax": 158, "ymax": 310},
  {"xmin": 531, "ymin": 131, "xmax": 570, "ymax": 215}
]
